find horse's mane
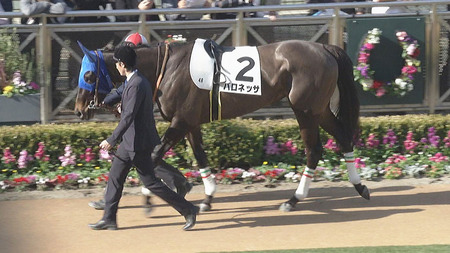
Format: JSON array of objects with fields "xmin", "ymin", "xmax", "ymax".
[{"xmin": 102, "ymin": 40, "xmax": 192, "ymax": 53}]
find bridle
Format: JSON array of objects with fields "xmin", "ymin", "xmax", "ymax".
[
  {"xmin": 153, "ymin": 43, "xmax": 169, "ymax": 102},
  {"xmin": 87, "ymin": 50, "xmax": 103, "ymax": 110}
]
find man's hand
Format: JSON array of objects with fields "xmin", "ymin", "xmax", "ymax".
[{"xmin": 99, "ymin": 140, "xmax": 112, "ymax": 151}]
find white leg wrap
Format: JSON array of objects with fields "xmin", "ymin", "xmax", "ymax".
[
  {"xmin": 345, "ymin": 152, "xmax": 361, "ymax": 185},
  {"xmin": 141, "ymin": 186, "xmax": 153, "ymax": 196},
  {"xmin": 294, "ymin": 167, "xmax": 315, "ymax": 200},
  {"xmin": 200, "ymin": 167, "xmax": 216, "ymax": 196}
]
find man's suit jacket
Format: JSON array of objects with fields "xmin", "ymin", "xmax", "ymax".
[{"xmin": 106, "ymin": 71, "xmax": 160, "ymax": 152}]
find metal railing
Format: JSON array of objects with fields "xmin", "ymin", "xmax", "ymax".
[{"xmin": 1, "ymin": 1, "xmax": 449, "ymax": 123}]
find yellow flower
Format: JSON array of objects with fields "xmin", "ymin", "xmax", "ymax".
[
  {"xmin": 274, "ymin": 165, "xmax": 278, "ymax": 168},
  {"xmin": 290, "ymin": 166, "xmax": 296, "ymax": 169},
  {"xmin": 94, "ymin": 166, "xmax": 100, "ymax": 170},
  {"xmin": 36, "ymin": 171, "xmax": 41, "ymax": 173},
  {"xmin": 58, "ymin": 166, "xmax": 64, "ymax": 170},
  {"xmin": 12, "ymin": 170, "xmax": 17, "ymax": 173},
  {"xmin": 1, "ymin": 169, "xmax": 7, "ymax": 172},
  {"xmin": 263, "ymin": 161, "xmax": 268, "ymax": 165},
  {"xmin": 77, "ymin": 163, "xmax": 83, "ymax": 166},
  {"xmin": 3, "ymin": 85, "xmax": 14, "ymax": 93}
]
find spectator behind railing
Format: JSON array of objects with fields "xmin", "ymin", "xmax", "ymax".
[
  {"xmin": 20, "ymin": 0, "xmax": 67, "ymax": 24},
  {"xmin": 370, "ymin": 0, "xmax": 410, "ymax": 14},
  {"xmin": 210, "ymin": 0, "xmax": 281, "ymax": 20},
  {"xmin": 115, "ymin": 0, "xmax": 145, "ymax": 21},
  {"xmin": 306, "ymin": 0, "xmax": 366, "ymax": 16},
  {"xmin": 162, "ymin": 0, "xmax": 211, "ymax": 21},
  {"xmin": 64, "ymin": 0, "xmax": 112, "ymax": 23},
  {"xmin": 251, "ymin": 0, "xmax": 280, "ymax": 21},
  {"xmin": 137, "ymin": 0, "xmax": 160, "ymax": 21},
  {"xmin": 0, "ymin": 0, "xmax": 12, "ymax": 24}
]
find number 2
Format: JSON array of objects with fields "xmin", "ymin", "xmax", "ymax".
[{"xmin": 236, "ymin": 57, "xmax": 254, "ymax": 82}]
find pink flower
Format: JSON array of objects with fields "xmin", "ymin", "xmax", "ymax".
[
  {"xmin": 365, "ymin": 133, "xmax": 380, "ymax": 148},
  {"xmin": 375, "ymin": 87, "xmax": 386, "ymax": 97},
  {"xmin": 163, "ymin": 148, "xmax": 176, "ymax": 159},
  {"xmin": 58, "ymin": 145, "xmax": 76, "ymax": 167},
  {"xmin": 29, "ymin": 82, "xmax": 40, "ymax": 90},
  {"xmin": 385, "ymin": 154, "xmax": 406, "ymax": 164},
  {"xmin": 281, "ymin": 140, "xmax": 298, "ymax": 155},
  {"xmin": 34, "ymin": 142, "xmax": 46, "ymax": 160},
  {"xmin": 364, "ymin": 43, "xmax": 374, "ymax": 50},
  {"xmin": 402, "ymin": 66, "xmax": 417, "ymax": 74},
  {"xmin": 355, "ymin": 158, "xmax": 365, "ymax": 169},
  {"xmin": 324, "ymin": 138, "xmax": 339, "ymax": 152},
  {"xmin": 358, "ymin": 53, "xmax": 369, "ymax": 63},
  {"xmin": 403, "ymin": 131, "xmax": 418, "ymax": 153},
  {"xmin": 2, "ymin": 148, "xmax": 16, "ymax": 164},
  {"xmin": 18, "ymin": 150, "xmax": 33, "ymax": 169},
  {"xmin": 429, "ymin": 153, "xmax": 448, "ymax": 163}
]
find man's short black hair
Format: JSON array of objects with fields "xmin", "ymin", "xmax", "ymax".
[{"xmin": 113, "ymin": 45, "xmax": 137, "ymax": 68}]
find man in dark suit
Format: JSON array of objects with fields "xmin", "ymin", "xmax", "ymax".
[
  {"xmin": 88, "ymin": 75, "xmax": 192, "ymax": 213},
  {"xmin": 89, "ymin": 45, "xmax": 199, "ymax": 231}
]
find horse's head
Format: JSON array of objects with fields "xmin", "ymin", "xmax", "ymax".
[{"xmin": 74, "ymin": 41, "xmax": 116, "ymax": 120}]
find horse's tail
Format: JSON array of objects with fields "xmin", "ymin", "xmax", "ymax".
[{"xmin": 324, "ymin": 44, "xmax": 360, "ymax": 146}]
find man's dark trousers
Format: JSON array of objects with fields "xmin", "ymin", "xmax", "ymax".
[{"xmin": 103, "ymin": 145, "xmax": 194, "ymax": 222}]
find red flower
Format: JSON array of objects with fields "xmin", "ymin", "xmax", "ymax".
[
  {"xmin": 13, "ymin": 177, "xmax": 30, "ymax": 184},
  {"xmin": 372, "ymin": 80, "xmax": 383, "ymax": 89},
  {"xmin": 56, "ymin": 175, "xmax": 68, "ymax": 184},
  {"xmin": 412, "ymin": 48, "xmax": 420, "ymax": 58}
]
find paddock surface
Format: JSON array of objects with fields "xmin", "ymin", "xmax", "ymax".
[{"xmin": 1, "ymin": 178, "xmax": 449, "ymax": 253}]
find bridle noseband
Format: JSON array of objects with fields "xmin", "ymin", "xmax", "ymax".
[{"xmin": 87, "ymin": 50, "xmax": 102, "ymax": 110}]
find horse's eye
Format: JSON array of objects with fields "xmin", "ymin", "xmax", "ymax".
[{"xmin": 84, "ymin": 71, "xmax": 96, "ymax": 84}]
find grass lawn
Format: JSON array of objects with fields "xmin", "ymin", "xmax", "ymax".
[{"xmin": 207, "ymin": 244, "xmax": 450, "ymax": 253}]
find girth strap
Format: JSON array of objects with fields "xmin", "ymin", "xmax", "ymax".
[{"xmin": 205, "ymin": 39, "xmax": 224, "ymax": 122}]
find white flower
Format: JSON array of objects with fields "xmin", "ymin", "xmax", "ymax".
[
  {"xmin": 360, "ymin": 79, "xmax": 373, "ymax": 89},
  {"xmin": 284, "ymin": 172, "xmax": 296, "ymax": 179},
  {"xmin": 242, "ymin": 171, "xmax": 256, "ymax": 178}
]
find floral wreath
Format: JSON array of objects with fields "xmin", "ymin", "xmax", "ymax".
[{"xmin": 354, "ymin": 28, "xmax": 421, "ymax": 97}]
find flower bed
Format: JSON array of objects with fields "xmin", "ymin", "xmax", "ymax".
[{"xmin": 1, "ymin": 116, "xmax": 449, "ymax": 192}]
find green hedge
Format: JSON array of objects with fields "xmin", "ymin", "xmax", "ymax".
[{"xmin": 1, "ymin": 114, "xmax": 449, "ymax": 171}]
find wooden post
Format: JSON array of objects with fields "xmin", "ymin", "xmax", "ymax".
[
  {"xmin": 233, "ymin": 12, "xmax": 247, "ymax": 46},
  {"xmin": 329, "ymin": 7, "xmax": 344, "ymax": 48},
  {"xmin": 138, "ymin": 13, "xmax": 150, "ymax": 42},
  {"xmin": 37, "ymin": 16, "xmax": 52, "ymax": 124},
  {"xmin": 425, "ymin": 4, "xmax": 440, "ymax": 113}
]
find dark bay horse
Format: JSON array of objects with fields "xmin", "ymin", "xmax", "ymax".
[{"xmin": 74, "ymin": 39, "xmax": 370, "ymax": 212}]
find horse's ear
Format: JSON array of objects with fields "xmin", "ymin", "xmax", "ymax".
[{"xmin": 77, "ymin": 41, "xmax": 97, "ymax": 62}]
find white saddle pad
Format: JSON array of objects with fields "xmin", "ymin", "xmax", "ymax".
[{"xmin": 190, "ymin": 39, "xmax": 261, "ymax": 96}]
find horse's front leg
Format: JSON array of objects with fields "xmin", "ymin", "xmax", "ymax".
[{"xmin": 186, "ymin": 127, "xmax": 216, "ymax": 212}]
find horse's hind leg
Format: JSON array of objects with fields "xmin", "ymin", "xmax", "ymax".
[
  {"xmin": 186, "ymin": 127, "xmax": 216, "ymax": 212},
  {"xmin": 280, "ymin": 111, "xmax": 322, "ymax": 212},
  {"xmin": 319, "ymin": 108, "xmax": 370, "ymax": 200}
]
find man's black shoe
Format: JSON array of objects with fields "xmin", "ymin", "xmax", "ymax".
[
  {"xmin": 88, "ymin": 199, "xmax": 105, "ymax": 210},
  {"xmin": 183, "ymin": 206, "xmax": 199, "ymax": 231},
  {"xmin": 88, "ymin": 220, "xmax": 117, "ymax": 230}
]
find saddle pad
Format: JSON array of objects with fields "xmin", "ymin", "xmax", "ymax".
[{"xmin": 190, "ymin": 39, "xmax": 262, "ymax": 96}]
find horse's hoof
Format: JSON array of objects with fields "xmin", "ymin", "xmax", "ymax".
[
  {"xmin": 354, "ymin": 183, "xmax": 370, "ymax": 200},
  {"xmin": 199, "ymin": 203, "xmax": 211, "ymax": 212},
  {"xmin": 279, "ymin": 202, "xmax": 294, "ymax": 212}
]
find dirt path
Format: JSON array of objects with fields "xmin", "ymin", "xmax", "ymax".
[{"xmin": 1, "ymin": 178, "xmax": 449, "ymax": 253}]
